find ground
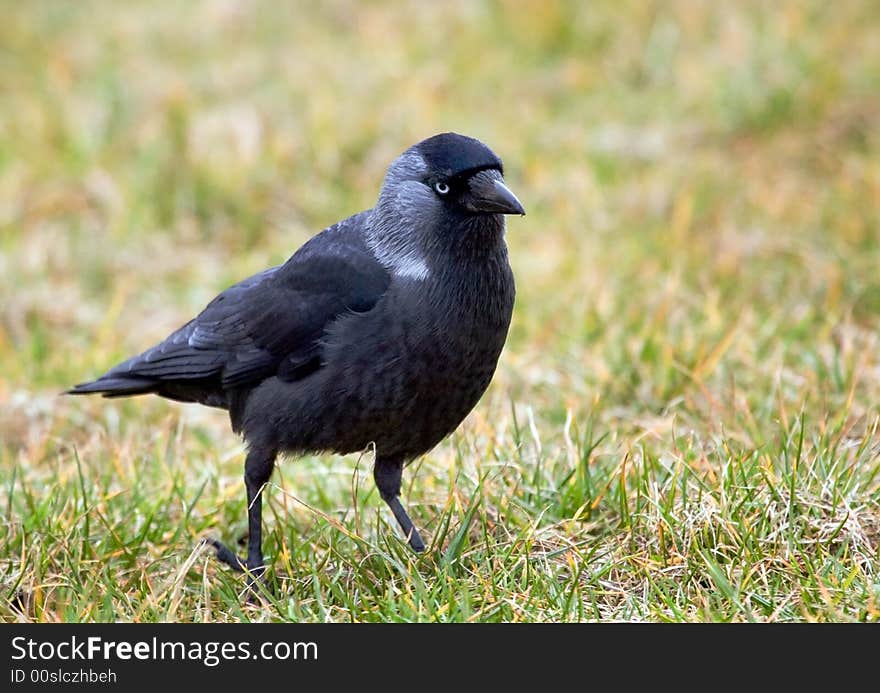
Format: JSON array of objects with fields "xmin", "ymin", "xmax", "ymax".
[{"xmin": 1, "ymin": 0, "xmax": 879, "ymax": 622}]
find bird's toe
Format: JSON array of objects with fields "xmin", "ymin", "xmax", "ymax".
[
  {"xmin": 204, "ymin": 537, "xmax": 246, "ymax": 573},
  {"xmin": 408, "ymin": 530, "xmax": 426, "ymax": 553}
]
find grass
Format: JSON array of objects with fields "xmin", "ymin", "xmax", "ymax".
[{"xmin": 2, "ymin": 0, "xmax": 879, "ymax": 622}]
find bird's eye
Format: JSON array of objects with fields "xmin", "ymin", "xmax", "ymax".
[{"xmin": 434, "ymin": 181, "xmax": 450, "ymax": 195}]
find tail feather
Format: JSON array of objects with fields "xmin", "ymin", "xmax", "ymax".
[{"xmin": 66, "ymin": 376, "xmax": 158, "ymax": 398}]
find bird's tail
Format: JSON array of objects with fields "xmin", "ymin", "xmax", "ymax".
[{"xmin": 66, "ymin": 376, "xmax": 157, "ymax": 398}]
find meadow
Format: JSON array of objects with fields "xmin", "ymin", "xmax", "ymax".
[{"xmin": 1, "ymin": 0, "xmax": 879, "ymax": 622}]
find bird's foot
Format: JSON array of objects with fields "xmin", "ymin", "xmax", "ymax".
[
  {"xmin": 207, "ymin": 537, "xmax": 247, "ymax": 572},
  {"xmin": 407, "ymin": 528, "xmax": 426, "ymax": 553},
  {"xmin": 204, "ymin": 538, "xmax": 272, "ymax": 602},
  {"xmin": 383, "ymin": 495, "xmax": 427, "ymax": 553}
]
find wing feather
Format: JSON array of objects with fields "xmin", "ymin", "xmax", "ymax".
[{"xmin": 72, "ymin": 217, "xmax": 390, "ymax": 399}]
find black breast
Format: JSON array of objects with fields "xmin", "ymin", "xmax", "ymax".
[{"xmin": 268, "ymin": 250, "xmax": 515, "ymax": 462}]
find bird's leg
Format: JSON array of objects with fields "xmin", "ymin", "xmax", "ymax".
[
  {"xmin": 210, "ymin": 447, "xmax": 276, "ymax": 595},
  {"xmin": 374, "ymin": 457, "xmax": 425, "ymax": 552}
]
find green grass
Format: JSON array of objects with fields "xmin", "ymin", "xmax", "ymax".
[{"xmin": 2, "ymin": 0, "xmax": 879, "ymax": 622}]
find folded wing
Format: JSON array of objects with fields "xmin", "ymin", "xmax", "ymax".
[{"xmin": 68, "ymin": 222, "xmax": 390, "ymax": 406}]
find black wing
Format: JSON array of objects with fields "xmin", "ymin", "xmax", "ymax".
[{"xmin": 69, "ymin": 217, "xmax": 390, "ymax": 404}]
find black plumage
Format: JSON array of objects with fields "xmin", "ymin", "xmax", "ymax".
[{"xmin": 69, "ymin": 132, "xmax": 525, "ymax": 590}]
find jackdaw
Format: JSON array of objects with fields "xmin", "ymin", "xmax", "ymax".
[{"xmin": 68, "ymin": 132, "xmax": 525, "ymax": 588}]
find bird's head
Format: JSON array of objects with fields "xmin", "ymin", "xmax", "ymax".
[{"xmin": 368, "ymin": 133, "xmax": 525, "ymax": 281}]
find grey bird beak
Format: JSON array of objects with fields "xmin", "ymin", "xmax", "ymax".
[{"xmin": 465, "ymin": 173, "xmax": 526, "ymax": 216}]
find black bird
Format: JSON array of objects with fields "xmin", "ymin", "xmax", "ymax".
[{"xmin": 68, "ymin": 132, "xmax": 524, "ymax": 588}]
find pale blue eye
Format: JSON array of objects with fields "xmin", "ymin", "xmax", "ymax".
[{"xmin": 434, "ymin": 182, "xmax": 450, "ymax": 195}]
